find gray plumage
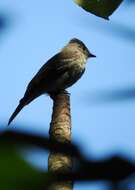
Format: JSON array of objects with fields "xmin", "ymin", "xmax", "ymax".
[{"xmin": 8, "ymin": 38, "xmax": 96, "ymax": 125}]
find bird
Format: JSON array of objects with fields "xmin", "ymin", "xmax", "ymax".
[{"xmin": 8, "ymin": 38, "xmax": 96, "ymax": 125}]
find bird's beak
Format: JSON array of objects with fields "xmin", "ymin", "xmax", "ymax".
[{"xmin": 89, "ymin": 52, "xmax": 96, "ymax": 58}]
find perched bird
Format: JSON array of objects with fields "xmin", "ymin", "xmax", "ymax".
[{"xmin": 8, "ymin": 38, "xmax": 96, "ymax": 125}]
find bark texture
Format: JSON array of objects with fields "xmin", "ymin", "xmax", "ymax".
[{"xmin": 48, "ymin": 91, "xmax": 73, "ymax": 190}]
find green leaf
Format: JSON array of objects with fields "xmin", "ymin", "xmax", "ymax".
[
  {"xmin": 0, "ymin": 144, "xmax": 50, "ymax": 190},
  {"xmin": 74, "ymin": 0, "xmax": 123, "ymax": 19}
]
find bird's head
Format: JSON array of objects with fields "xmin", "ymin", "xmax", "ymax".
[{"xmin": 69, "ymin": 38, "xmax": 96, "ymax": 59}]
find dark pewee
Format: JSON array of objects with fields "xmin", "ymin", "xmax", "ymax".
[{"xmin": 8, "ymin": 38, "xmax": 96, "ymax": 125}]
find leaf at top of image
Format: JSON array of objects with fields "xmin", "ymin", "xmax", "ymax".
[{"xmin": 74, "ymin": 0, "xmax": 123, "ymax": 19}]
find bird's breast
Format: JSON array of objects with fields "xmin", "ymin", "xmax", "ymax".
[{"xmin": 63, "ymin": 63, "xmax": 85, "ymax": 89}]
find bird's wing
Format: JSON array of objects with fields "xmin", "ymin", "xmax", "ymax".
[
  {"xmin": 30, "ymin": 49, "xmax": 79, "ymax": 84},
  {"xmin": 30, "ymin": 54, "xmax": 60, "ymax": 83},
  {"xmin": 8, "ymin": 51, "xmax": 77, "ymax": 125},
  {"xmin": 23, "ymin": 53, "xmax": 70, "ymax": 98}
]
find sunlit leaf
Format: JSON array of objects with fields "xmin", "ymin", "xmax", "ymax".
[{"xmin": 74, "ymin": 0, "xmax": 123, "ymax": 19}]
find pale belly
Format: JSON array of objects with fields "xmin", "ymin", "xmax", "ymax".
[{"xmin": 47, "ymin": 65, "xmax": 85, "ymax": 93}]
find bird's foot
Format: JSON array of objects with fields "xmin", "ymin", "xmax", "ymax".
[{"xmin": 49, "ymin": 90, "xmax": 70, "ymax": 100}]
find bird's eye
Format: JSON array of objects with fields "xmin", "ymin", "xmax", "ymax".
[{"xmin": 82, "ymin": 46, "xmax": 86, "ymax": 51}]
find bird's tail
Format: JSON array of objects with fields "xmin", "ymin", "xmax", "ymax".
[{"xmin": 8, "ymin": 99, "xmax": 25, "ymax": 126}]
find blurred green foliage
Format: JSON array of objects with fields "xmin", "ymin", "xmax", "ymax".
[
  {"xmin": 0, "ymin": 130, "xmax": 135, "ymax": 190},
  {"xmin": 0, "ymin": 143, "xmax": 49, "ymax": 190}
]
